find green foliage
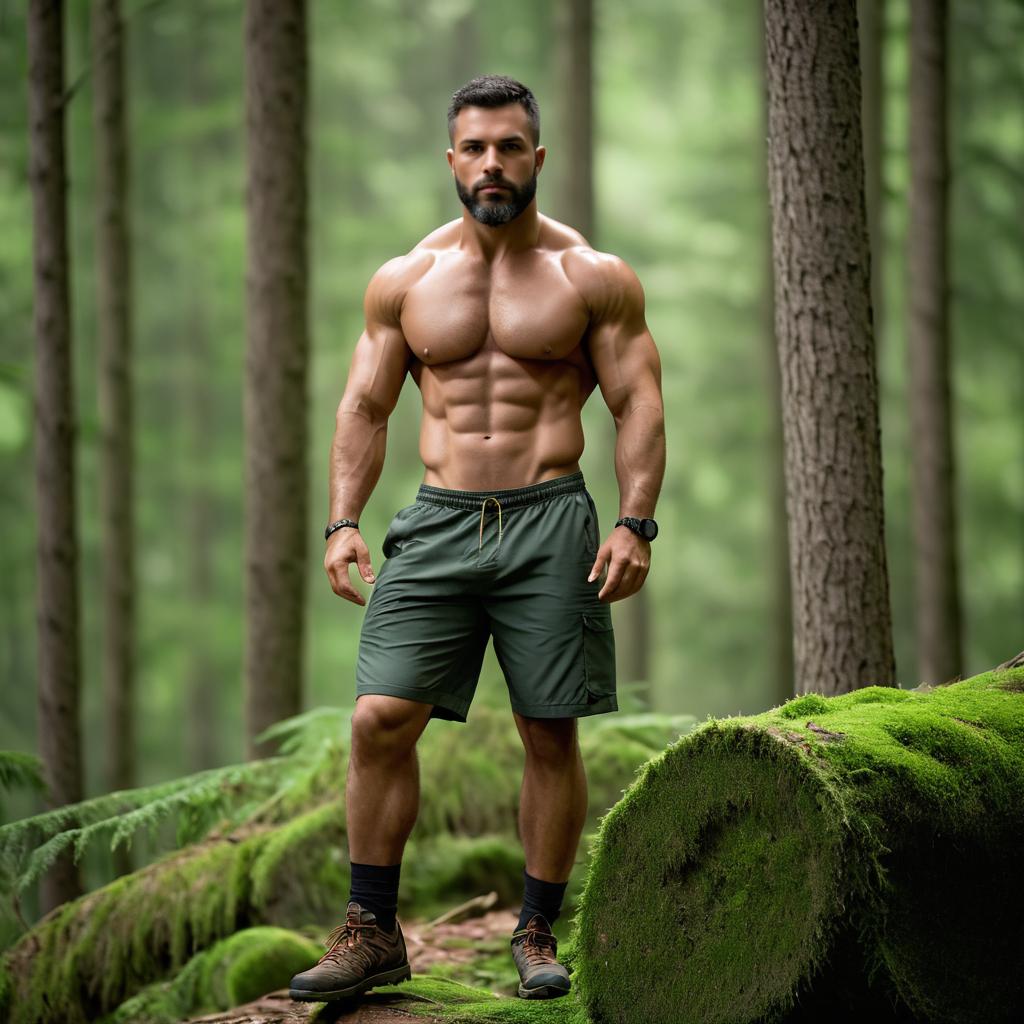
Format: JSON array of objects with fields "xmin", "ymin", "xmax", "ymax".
[
  {"xmin": 0, "ymin": 751, "xmax": 43, "ymax": 795},
  {"xmin": 0, "ymin": 757, "xmax": 290, "ymax": 902}
]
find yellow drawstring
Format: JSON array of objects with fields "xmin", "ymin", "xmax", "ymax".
[{"xmin": 478, "ymin": 496, "xmax": 503, "ymax": 552}]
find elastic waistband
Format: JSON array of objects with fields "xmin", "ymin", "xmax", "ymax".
[{"xmin": 416, "ymin": 471, "xmax": 586, "ymax": 511}]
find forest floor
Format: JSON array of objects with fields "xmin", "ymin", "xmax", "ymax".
[{"xmin": 186, "ymin": 907, "xmax": 540, "ymax": 1024}]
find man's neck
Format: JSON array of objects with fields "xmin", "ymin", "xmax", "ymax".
[{"xmin": 458, "ymin": 202, "xmax": 541, "ymax": 262}]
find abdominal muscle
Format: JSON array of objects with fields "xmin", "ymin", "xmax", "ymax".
[{"xmin": 414, "ymin": 345, "xmax": 593, "ymax": 491}]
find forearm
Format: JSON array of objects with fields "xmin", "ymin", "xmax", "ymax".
[
  {"xmin": 327, "ymin": 410, "xmax": 388, "ymax": 522},
  {"xmin": 613, "ymin": 403, "xmax": 665, "ymax": 518}
]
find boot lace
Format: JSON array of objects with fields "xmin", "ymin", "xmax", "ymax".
[
  {"xmin": 519, "ymin": 922, "xmax": 558, "ymax": 966},
  {"xmin": 318, "ymin": 914, "xmax": 379, "ymax": 969}
]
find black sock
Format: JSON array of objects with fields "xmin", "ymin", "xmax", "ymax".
[
  {"xmin": 349, "ymin": 860, "xmax": 401, "ymax": 931},
  {"xmin": 515, "ymin": 869, "xmax": 568, "ymax": 933}
]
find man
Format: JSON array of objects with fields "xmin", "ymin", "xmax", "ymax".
[{"xmin": 289, "ymin": 75, "xmax": 664, "ymax": 1004}]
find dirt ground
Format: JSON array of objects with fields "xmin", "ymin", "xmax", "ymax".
[{"xmin": 186, "ymin": 908, "xmax": 524, "ymax": 1024}]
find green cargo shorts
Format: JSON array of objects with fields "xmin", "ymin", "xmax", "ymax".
[{"xmin": 355, "ymin": 470, "xmax": 617, "ymax": 722}]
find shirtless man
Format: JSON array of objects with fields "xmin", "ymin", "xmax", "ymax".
[{"xmin": 289, "ymin": 76, "xmax": 665, "ymax": 1004}]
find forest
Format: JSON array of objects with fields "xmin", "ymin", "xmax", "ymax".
[{"xmin": 1, "ymin": 0, "xmax": 1022, "ymax": 1022}]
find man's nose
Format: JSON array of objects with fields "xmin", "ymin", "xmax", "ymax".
[{"xmin": 481, "ymin": 146, "xmax": 503, "ymax": 175}]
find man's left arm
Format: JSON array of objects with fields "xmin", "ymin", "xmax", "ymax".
[{"xmin": 584, "ymin": 254, "xmax": 666, "ymax": 602}]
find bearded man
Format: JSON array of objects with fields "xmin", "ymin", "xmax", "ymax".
[{"xmin": 290, "ymin": 74, "xmax": 665, "ymax": 1004}]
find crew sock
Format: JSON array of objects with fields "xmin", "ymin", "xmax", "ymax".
[
  {"xmin": 515, "ymin": 869, "xmax": 568, "ymax": 934},
  {"xmin": 349, "ymin": 860, "xmax": 401, "ymax": 932}
]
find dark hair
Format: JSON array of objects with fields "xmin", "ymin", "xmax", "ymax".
[{"xmin": 447, "ymin": 75, "xmax": 540, "ymax": 146}]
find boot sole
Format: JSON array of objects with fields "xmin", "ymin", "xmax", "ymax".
[
  {"xmin": 289, "ymin": 963, "xmax": 412, "ymax": 1002},
  {"xmin": 517, "ymin": 981, "xmax": 571, "ymax": 999}
]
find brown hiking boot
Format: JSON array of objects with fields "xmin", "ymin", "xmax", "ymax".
[
  {"xmin": 511, "ymin": 913, "xmax": 571, "ymax": 999},
  {"xmin": 288, "ymin": 901, "xmax": 411, "ymax": 1002}
]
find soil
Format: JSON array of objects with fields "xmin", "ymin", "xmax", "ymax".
[{"xmin": 185, "ymin": 908, "xmax": 524, "ymax": 1024}]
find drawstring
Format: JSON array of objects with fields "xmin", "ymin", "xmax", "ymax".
[{"xmin": 478, "ymin": 496, "xmax": 503, "ymax": 553}]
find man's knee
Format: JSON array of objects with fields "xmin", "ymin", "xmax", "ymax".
[
  {"xmin": 351, "ymin": 694, "xmax": 431, "ymax": 762},
  {"xmin": 516, "ymin": 714, "xmax": 579, "ymax": 766}
]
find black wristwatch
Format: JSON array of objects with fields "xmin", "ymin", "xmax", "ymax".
[
  {"xmin": 615, "ymin": 516, "xmax": 658, "ymax": 542},
  {"xmin": 325, "ymin": 518, "xmax": 359, "ymax": 541}
]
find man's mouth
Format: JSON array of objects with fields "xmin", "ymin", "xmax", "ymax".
[{"xmin": 478, "ymin": 184, "xmax": 508, "ymax": 193}]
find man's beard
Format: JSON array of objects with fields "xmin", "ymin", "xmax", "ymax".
[{"xmin": 455, "ymin": 171, "xmax": 538, "ymax": 227}]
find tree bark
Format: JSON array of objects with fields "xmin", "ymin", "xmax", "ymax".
[
  {"xmin": 243, "ymin": 0, "xmax": 310, "ymax": 757},
  {"xmin": 908, "ymin": 0, "xmax": 961, "ymax": 685},
  {"xmin": 759, "ymin": 0, "xmax": 794, "ymax": 707},
  {"xmin": 858, "ymin": 0, "xmax": 886, "ymax": 345},
  {"xmin": 91, "ymin": 0, "xmax": 136, "ymax": 819},
  {"xmin": 27, "ymin": 0, "xmax": 84, "ymax": 908},
  {"xmin": 763, "ymin": 0, "xmax": 895, "ymax": 695}
]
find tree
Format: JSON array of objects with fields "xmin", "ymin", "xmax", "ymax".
[
  {"xmin": 763, "ymin": 0, "xmax": 895, "ymax": 695},
  {"xmin": 27, "ymin": 0, "xmax": 84, "ymax": 907},
  {"xmin": 859, "ymin": 0, "xmax": 886, "ymax": 343},
  {"xmin": 243, "ymin": 0, "xmax": 310, "ymax": 757},
  {"xmin": 908, "ymin": 0, "xmax": 961, "ymax": 685},
  {"xmin": 91, "ymin": 0, "xmax": 136, "ymax": 817}
]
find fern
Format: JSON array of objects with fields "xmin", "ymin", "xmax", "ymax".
[{"xmin": 0, "ymin": 753, "xmax": 44, "ymax": 796}]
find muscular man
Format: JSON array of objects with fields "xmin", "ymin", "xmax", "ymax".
[{"xmin": 289, "ymin": 75, "xmax": 664, "ymax": 1004}]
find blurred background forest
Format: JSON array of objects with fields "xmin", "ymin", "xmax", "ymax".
[{"xmin": 1, "ymin": 0, "xmax": 1022, "ymax": 814}]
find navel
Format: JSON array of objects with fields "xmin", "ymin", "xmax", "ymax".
[{"xmin": 544, "ymin": 345, "xmax": 552, "ymax": 355}]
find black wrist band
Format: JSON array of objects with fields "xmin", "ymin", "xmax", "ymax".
[{"xmin": 325, "ymin": 519, "xmax": 359, "ymax": 541}]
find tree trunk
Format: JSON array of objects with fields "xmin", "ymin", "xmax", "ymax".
[
  {"xmin": 575, "ymin": 667, "xmax": 1024, "ymax": 1024},
  {"xmin": 758, "ymin": 0, "xmax": 795, "ymax": 708},
  {"xmin": 908, "ymin": 0, "xmax": 961, "ymax": 686},
  {"xmin": 859, "ymin": 0, "xmax": 886, "ymax": 345},
  {"xmin": 91, "ymin": 0, "xmax": 136, "ymax": 831},
  {"xmin": 763, "ymin": 0, "xmax": 895, "ymax": 696},
  {"xmin": 243, "ymin": 0, "xmax": 310, "ymax": 757},
  {"xmin": 552, "ymin": 0, "xmax": 594, "ymax": 241},
  {"xmin": 27, "ymin": 0, "xmax": 83, "ymax": 910}
]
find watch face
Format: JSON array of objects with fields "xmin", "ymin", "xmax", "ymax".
[{"xmin": 641, "ymin": 519, "xmax": 658, "ymax": 540}]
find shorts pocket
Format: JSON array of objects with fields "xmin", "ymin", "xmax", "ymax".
[
  {"xmin": 582, "ymin": 612, "xmax": 616, "ymax": 701},
  {"xmin": 381, "ymin": 503, "xmax": 423, "ymax": 559},
  {"xmin": 577, "ymin": 492, "xmax": 600, "ymax": 558}
]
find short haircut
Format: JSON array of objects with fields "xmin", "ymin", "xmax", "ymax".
[{"xmin": 447, "ymin": 75, "xmax": 541, "ymax": 147}]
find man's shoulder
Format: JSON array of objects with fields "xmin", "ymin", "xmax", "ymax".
[{"xmin": 555, "ymin": 238, "xmax": 644, "ymax": 321}]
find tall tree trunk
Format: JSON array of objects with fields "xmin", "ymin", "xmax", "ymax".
[
  {"xmin": 552, "ymin": 0, "xmax": 594, "ymax": 241},
  {"xmin": 244, "ymin": 0, "xmax": 309, "ymax": 757},
  {"xmin": 553, "ymin": 0, "xmax": 652, "ymax": 704},
  {"xmin": 181, "ymin": 8, "xmax": 220, "ymax": 773},
  {"xmin": 759, "ymin": 0, "xmax": 794, "ymax": 707},
  {"xmin": 27, "ymin": 0, "xmax": 83, "ymax": 909},
  {"xmin": 908, "ymin": 0, "xmax": 961, "ymax": 685},
  {"xmin": 763, "ymin": 0, "xmax": 895, "ymax": 696},
  {"xmin": 91, "ymin": 0, "xmax": 136, "ymax": 831},
  {"xmin": 859, "ymin": 0, "xmax": 886, "ymax": 344}
]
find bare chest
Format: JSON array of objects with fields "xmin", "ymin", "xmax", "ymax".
[{"xmin": 400, "ymin": 254, "xmax": 590, "ymax": 365}]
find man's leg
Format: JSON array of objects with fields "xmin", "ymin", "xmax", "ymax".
[
  {"xmin": 346, "ymin": 694, "xmax": 434, "ymax": 928},
  {"xmin": 513, "ymin": 713, "xmax": 588, "ymax": 928}
]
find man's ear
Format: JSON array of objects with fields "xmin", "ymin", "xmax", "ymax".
[
  {"xmin": 446, "ymin": 148, "xmax": 454, "ymax": 171},
  {"xmin": 534, "ymin": 145, "xmax": 546, "ymax": 174}
]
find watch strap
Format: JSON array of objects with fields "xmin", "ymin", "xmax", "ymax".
[{"xmin": 325, "ymin": 518, "xmax": 359, "ymax": 541}]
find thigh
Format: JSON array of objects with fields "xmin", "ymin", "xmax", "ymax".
[
  {"xmin": 356, "ymin": 502, "xmax": 490, "ymax": 723},
  {"xmin": 487, "ymin": 491, "xmax": 617, "ymax": 719}
]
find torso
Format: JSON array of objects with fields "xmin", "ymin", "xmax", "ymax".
[{"xmin": 396, "ymin": 215, "xmax": 601, "ymax": 491}]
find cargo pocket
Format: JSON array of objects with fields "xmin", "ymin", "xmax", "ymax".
[{"xmin": 582, "ymin": 612, "xmax": 616, "ymax": 702}]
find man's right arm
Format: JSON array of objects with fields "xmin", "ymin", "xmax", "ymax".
[{"xmin": 324, "ymin": 260, "xmax": 412, "ymax": 605}]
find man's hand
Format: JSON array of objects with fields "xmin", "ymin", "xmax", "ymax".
[
  {"xmin": 587, "ymin": 527, "xmax": 651, "ymax": 603},
  {"xmin": 324, "ymin": 529, "xmax": 376, "ymax": 606}
]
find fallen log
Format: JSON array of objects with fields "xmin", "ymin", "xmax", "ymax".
[{"xmin": 573, "ymin": 667, "xmax": 1024, "ymax": 1024}]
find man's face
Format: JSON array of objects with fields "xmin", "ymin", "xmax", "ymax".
[{"xmin": 447, "ymin": 104, "xmax": 545, "ymax": 227}]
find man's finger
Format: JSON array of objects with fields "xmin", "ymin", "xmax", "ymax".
[
  {"xmin": 587, "ymin": 547, "xmax": 608, "ymax": 584},
  {"xmin": 598, "ymin": 559, "xmax": 627, "ymax": 601},
  {"xmin": 356, "ymin": 550, "xmax": 376, "ymax": 584}
]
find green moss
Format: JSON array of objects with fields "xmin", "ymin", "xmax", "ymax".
[{"xmin": 573, "ymin": 668, "xmax": 1024, "ymax": 1024}]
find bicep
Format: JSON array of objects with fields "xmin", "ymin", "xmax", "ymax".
[
  {"xmin": 338, "ymin": 319, "xmax": 410, "ymax": 423},
  {"xmin": 587, "ymin": 267, "xmax": 663, "ymax": 421}
]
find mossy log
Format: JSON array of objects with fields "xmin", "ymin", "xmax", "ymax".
[{"xmin": 573, "ymin": 668, "xmax": 1024, "ymax": 1024}]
